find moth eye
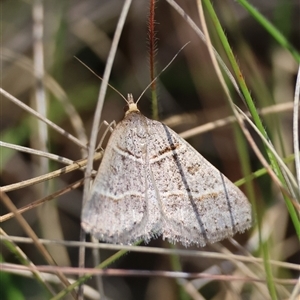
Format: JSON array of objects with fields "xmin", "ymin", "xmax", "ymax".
[{"xmin": 123, "ymin": 104, "xmax": 129, "ymax": 112}]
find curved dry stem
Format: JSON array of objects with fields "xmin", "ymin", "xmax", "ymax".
[
  {"xmin": 0, "ymin": 88, "xmax": 86, "ymax": 149},
  {"xmin": 1, "ymin": 152, "xmax": 102, "ymax": 193},
  {"xmin": 1, "ymin": 48, "xmax": 88, "ymax": 146},
  {"xmin": 0, "ymin": 141, "xmax": 74, "ymax": 165}
]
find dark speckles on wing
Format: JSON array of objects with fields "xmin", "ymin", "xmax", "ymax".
[
  {"xmin": 119, "ymin": 147, "xmax": 135, "ymax": 158},
  {"xmin": 158, "ymin": 143, "xmax": 180, "ymax": 155},
  {"xmin": 187, "ymin": 163, "xmax": 200, "ymax": 175},
  {"xmin": 150, "ymin": 142, "xmax": 180, "ymax": 160}
]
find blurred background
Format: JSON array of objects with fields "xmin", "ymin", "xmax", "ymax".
[{"xmin": 1, "ymin": 0, "xmax": 299, "ymax": 299}]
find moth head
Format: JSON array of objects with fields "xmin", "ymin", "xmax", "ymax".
[{"xmin": 125, "ymin": 93, "xmax": 140, "ymax": 115}]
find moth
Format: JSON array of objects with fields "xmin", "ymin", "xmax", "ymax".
[{"xmin": 81, "ymin": 94, "xmax": 252, "ymax": 247}]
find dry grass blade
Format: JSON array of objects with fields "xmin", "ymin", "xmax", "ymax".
[
  {"xmin": 1, "ymin": 152, "xmax": 102, "ymax": 192},
  {"xmin": 0, "ymin": 179, "xmax": 84, "ymax": 222},
  {"xmin": 0, "ymin": 88, "xmax": 86, "ymax": 149},
  {"xmin": 0, "ymin": 192, "xmax": 77, "ymax": 299}
]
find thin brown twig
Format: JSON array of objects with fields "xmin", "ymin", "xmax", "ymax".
[
  {"xmin": 1, "ymin": 48, "xmax": 88, "ymax": 146},
  {"xmin": 0, "ymin": 228, "xmax": 56, "ymax": 296},
  {"xmin": 0, "ymin": 192, "xmax": 77, "ymax": 299},
  {"xmin": 0, "ymin": 179, "xmax": 84, "ymax": 222},
  {"xmin": 1, "ymin": 263, "xmax": 298, "ymax": 285},
  {"xmin": 1, "ymin": 152, "xmax": 102, "ymax": 193},
  {"xmin": 1, "ymin": 235, "xmax": 299, "ymax": 271},
  {"xmin": 0, "ymin": 88, "xmax": 86, "ymax": 149}
]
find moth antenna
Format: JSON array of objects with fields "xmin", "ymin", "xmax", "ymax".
[
  {"xmin": 74, "ymin": 56, "xmax": 128, "ymax": 104},
  {"xmin": 136, "ymin": 41, "xmax": 191, "ymax": 104}
]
